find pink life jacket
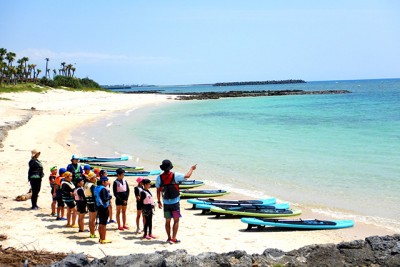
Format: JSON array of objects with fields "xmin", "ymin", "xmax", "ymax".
[
  {"xmin": 142, "ymin": 190, "xmax": 154, "ymax": 205},
  {"xmin": 74, "ymin": 187, "xmax": 84, "ymax": 201},
  {"xmin": 116, "ymin": 179, "xmax": 127, "ymax": 193}
]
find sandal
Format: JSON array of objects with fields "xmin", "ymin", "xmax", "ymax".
[
  {"xmin": 169, "ymin": 239, "xmax": 181, "ymax": 244},
  {"xmin": 118, "ymin": 227, "xmax": 124, "ymax": 231},
  {"xmin": 99, "ymin": 239, "xmax": 112, "ymax": 244}
]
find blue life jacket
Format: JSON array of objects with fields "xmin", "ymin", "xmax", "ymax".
[{"xmin": 94, "ymin": 185, "xmax": 110, "ymax": 208}]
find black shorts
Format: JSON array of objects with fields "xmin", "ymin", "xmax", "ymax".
[
  {"xmin": 56, "ymin": 198, "xmax": 65, "ymax": 207},
  {"xmin": 97, "ymin": 206, "xmax": 109, "ymax": 225},
  {"xmin": 115, "ymin": 198, "xmax": 128, "ymax": 206},
  {"xmin": 163, "ymin": 202, "xmax": 181, "ymax": 219},
  {"xmin": 76, "ymin": 202, "xmax": 87, "ymax": 214},
  {"xmin": 87, "ymin": 203, "xmax": 97, "ymax": 213},
  {"xmin": 65, "ymin": 201, "xmax": 76, "ymax": 209},
  {"xmin": 136, "ymin": 201, "xmax": 143, "ymax": 211}
]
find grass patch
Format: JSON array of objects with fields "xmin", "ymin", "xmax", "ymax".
[
  {"xmin": 0, "ymin": 97, "xmax": 11, "ymax": 100},
  {"xmin": 0, "ymin": 83, "xmax": 113, "ymax": 94}
]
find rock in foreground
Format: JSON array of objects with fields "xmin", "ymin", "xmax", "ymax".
[{"xmin": 48, "ymin": 234, "xmax": 400, "ymax": 267}]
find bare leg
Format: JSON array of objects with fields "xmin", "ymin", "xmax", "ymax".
[
  {"xmin": 99, "ymin": 224, "xmax": 106, "ymax": 240},
  {"xmin": 136, "ymin": 210, "xmax": 142, "ymax": 230},
  {"xmin": 165, "ymin": 218, "xmax": 172, "ymax": 240},
  {"xmin": 89, "ymin": 211, "xmax": 97, "ymax": 235},
  {"xmin": 51, "ymin": 200, "xmax": 56, "ymax": 215},
  {"xmin": 67, "ymin": 207, "xmax": 71, "ymax": 226},
  {"xmin": 60, "ymin": 206, "xmax": 65, "ymax": 218},
  {"xmin": 122, "ymin": 205, "xmax": 127, "ymax": 227},
  {"xmin": 172, "ymin": 218, "xmax": 180, "ymax": 240},
  {"xmin": 71, "ymin": 207, "xmax": 77, "ymax": 225},
  {"xmin": 116, "ymin": 205, "xmax": 122, "ymax": 228},
  {"xmin": 108, "ymin": 204, "xmax": 113, "ymax": 221},
  {"xmin": 78, "ymin": 213, "xmax": 85, "ymax": 231}
]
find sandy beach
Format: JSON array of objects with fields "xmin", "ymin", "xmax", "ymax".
[{"xmin": 0, "ymin": 89, "xmax": 397, "ymax": 259}]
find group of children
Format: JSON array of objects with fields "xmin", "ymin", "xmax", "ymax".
[{"xmin": 48, "ymin": 156, "xmax": 156, "ymax": 244}]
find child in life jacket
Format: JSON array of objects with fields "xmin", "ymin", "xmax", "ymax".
[
  {"xmin": 61, "ymin": 171, "xmax": 78, "ymax": 228},
  {"xmin": 84, "ymin": 171, "xmax": 98, "ymax": 238},
  {"xmin": 95, "ymin": 176, "xmax": 112, "ymax": 244},
  {"xmin": 55, "ymin": 168, "xmax": 66, "ymax": 220},
  {"xmin": 113, "ymin": 168, "xmax": 130, "ymax": 230},
  {"xmin": 134, "ymin": 177, "xmax": 144, "ymax": 234},
  {"xmin": 74, "ymin": 177, "xmax": 87, "ymax": 232},
  {"xmin": 49, "ymin": 166, "xmax": 58, "ymax": 217},
  {"xmin": 141, "ymin": 179, "xmax": 155, "ymax": 239}
]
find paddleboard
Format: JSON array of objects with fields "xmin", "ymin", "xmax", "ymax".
[
  {"xmin": 195, "ymin": 202, "xmax": 290, "ymax": 212},
  {"xmin": 179, "ymin": 189, "xmax": 229, "ymax": 198},
  {"xmin": 187, "ymin": 197, "xmax": 276, "ymax": 209},
  {"xmin": 88, "ymin": 163, "xmax": 144, "ymax": 171},
  {"xmin": 79, "ymin": 155, "xmax": 129, "ymax": 163},
  {"xmin": 241, "ymin": 218, "xmax": 355, "ymax": 230},
  {"xmin": 178, "ymin": 180, "xmax": 205, "ymax": 189},
  {"xmin": 107, "ymin": 170, "xmax": 161, "ymax": 177},
  {"xmin": 210, "ymin": 206, "xmax": 301, "ymax": 218}
]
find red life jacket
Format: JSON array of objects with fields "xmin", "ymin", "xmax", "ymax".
[{"xmin": 160, "ymin": 171, "xmax": 180, "ymax": 199}]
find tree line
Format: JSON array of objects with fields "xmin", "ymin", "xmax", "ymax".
[{"xmin": 0, "ymin": 48, "xmax": 100, "ymax": 89}]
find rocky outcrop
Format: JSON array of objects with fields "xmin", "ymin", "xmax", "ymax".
[
  {"xmin": 48, "ymin": 234, "xmax": 400, "ymax": 267},
  {"xmin": 174, "ymin": 90, "xmax": 351, "ymax": 100},
  {"xmin": 0, "ymin": 113, "xmax": 32, "ymax": 148}
]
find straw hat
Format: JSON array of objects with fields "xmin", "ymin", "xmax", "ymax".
[{"xmin": 31, "ymin": 149, "xmax": 40, "ymax": 157}]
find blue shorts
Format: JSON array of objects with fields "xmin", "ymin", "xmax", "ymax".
[{"xmin": 163, "ymin": 202, "xmax": 181, "ymax": 219}]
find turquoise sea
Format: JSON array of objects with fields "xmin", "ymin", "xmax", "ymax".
[{"xmin": 74, "ymin": 79, "xmax": 400, "ymax": 231}]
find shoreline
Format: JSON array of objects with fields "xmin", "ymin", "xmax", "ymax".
[{"xmin": 0, "ymin": 90, "xmax": 397, "ymax": 259}]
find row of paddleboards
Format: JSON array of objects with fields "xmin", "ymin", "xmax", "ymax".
[
  {"xmin": 187, "ymin": 197, "xmax": 355, "ymax": 230},
  {"xmin": 75, "ymin": 156, "xmax": 355, "ymax": 230}
]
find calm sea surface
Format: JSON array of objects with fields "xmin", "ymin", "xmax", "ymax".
[{"xmin": 74, "ymin": 79, "xmax": 400, "ymax": 231}]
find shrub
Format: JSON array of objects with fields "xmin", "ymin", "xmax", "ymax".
[
  {"xmin": 80, "ymin": 77, "xmax": 101, "ymax": 88},
  {"xmin": 53, "ymin": 75, "xmax": 81, "ymax": 88}
]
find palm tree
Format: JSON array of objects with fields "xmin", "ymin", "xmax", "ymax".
[
  {"xmin": 66, "ymin": 64, "xmax": 73, "ymax": 77},
  {"xmin": 60, "ymin": 62, "xmax": 66, "ymax": 76},
  {"xmin": 53, "ymin": 69, "xmax": 57, "ymax": 79},
  {"xmin": 0, "ymin": 48, "xmax": 7, "ymax": 84},
  {"xmin": 0, "ymin": 61, "xmax": 6, "ymax": 84},
  {"xmin": 35, "ymin": 69, "xmax": 41, "ymax": 81},
  {"xmin": 0, "ymin": 48, "xmax": 7, "ymax": 62},
  {"xmin": 71, "ymin": 67, "xmax": 76, "ymax": 77},
  {"xmin": 6, "ymin": 52, "xmax": 16, "ymax": 67},
  {"xmin": 31, "ymin": 64, "xmax": 36, "ymax": 80},
  {"xmin": 45, "ymin": 58, "xmax": 50, "ymax": 79}
]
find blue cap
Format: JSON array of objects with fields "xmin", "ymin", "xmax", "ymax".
[
  {"xmin": 71, "ymin": 155, "xmax": 79, "ymax": 160},
  {"xmin": 100, "ymin": 176, "xmax": 109, "ymax": 182},
  {"xmin": 59, "ymin": 168, "xmax": 66, "ymax": 176},
  {"xmin": 84, "ymin": 164, "xmax": 91, "ymax": 170}
]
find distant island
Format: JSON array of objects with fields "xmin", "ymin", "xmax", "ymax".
[{"xmin": 213, "ymin": 79, "xmax": 306, "ymax": 86}]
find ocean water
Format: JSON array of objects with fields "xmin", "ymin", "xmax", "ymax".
[{"xmin": 74, "ymin": 79, "xmax": 400, "ymax": 231}]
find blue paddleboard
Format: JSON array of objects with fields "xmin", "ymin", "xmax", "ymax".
[{"xmin": 241, "ymin": 218, "xmax": 355, "ymax": 230}]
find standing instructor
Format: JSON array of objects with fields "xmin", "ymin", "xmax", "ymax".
[
  {"xmin": 156, "ymin": 159, "xmax": 196, "ymax": 244},
  {"xmin": 28, "ymin": 149, "xmax": 44, "ymax": 210}
]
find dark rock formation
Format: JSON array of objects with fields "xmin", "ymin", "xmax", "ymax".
[
  {"xmin": 47, "ymin": 234, "xmax": 400, "ymax": 267},
  {"xmin": 174, "ymin": 90, "xmax": 351, "ymax": 100},
  {"xmin": 0, "ymin": 113, "xmax": 32, "ymax": 148}
]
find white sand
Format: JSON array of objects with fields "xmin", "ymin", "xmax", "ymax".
[{"xmin": 0, "ymin": 89, "xmax": 396, "ymax": 259}]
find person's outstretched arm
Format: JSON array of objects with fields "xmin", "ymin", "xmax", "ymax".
[{"xmin": 184, "ymin": 164, "xmax": 197, "ymax": 179}]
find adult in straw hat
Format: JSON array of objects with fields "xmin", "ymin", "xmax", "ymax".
[{"xmin": 28, "ymin": 149, "xmax": 44, "ymax": 210}]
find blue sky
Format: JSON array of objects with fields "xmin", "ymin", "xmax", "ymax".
[{"xmin": 1, "ymin": 1, "xmax": 399, "ymax": 85}]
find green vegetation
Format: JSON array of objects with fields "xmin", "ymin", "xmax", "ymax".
[{"xmin": 0, "ymin": 47, "xmax": 106, "ymax": 92}]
